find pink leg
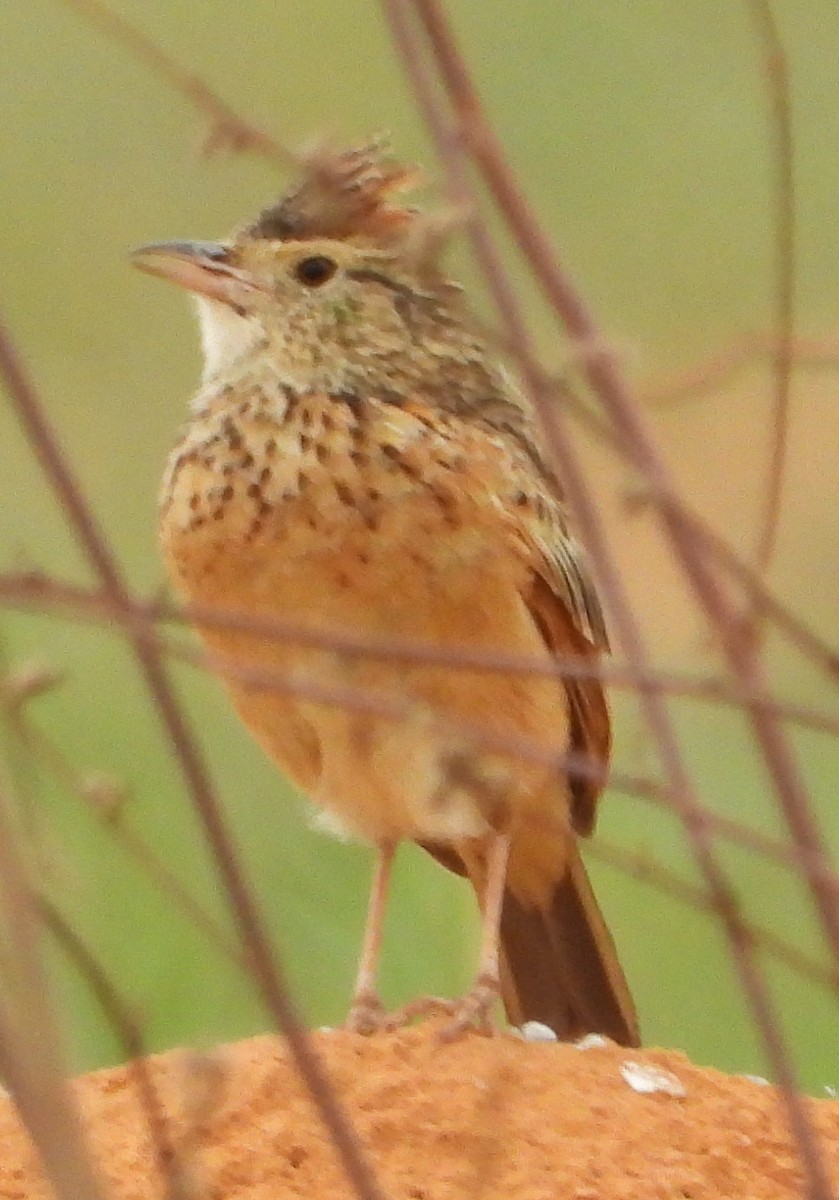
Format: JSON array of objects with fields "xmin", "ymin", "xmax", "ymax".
[
  {"xmin": 344, "ymin": 842, "xmax": 396, "ymax": 1034},
  {"xmin": 474, "ymin": 830, "xmax": 510, "ymax": 987},
  {"xmin": 393, "ymin": 832, "xmax": 511, "ymax": 1038},
  {"xmin": 439, "ymin": 831, "xmax": 510, "ymax": 1039}
]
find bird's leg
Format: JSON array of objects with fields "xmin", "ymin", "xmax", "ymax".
[
  {"xmin": 440, "ymin": 831, "xmax": 510, "ymax": 1040},
  {"xmin": 344, "ymin": 841, "xmax": 396, "ymax": 1034}
]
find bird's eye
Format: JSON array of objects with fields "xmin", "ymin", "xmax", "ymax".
[{"xmin": 293, "ymin": 255, "xmax": 338, "ymax": 287}]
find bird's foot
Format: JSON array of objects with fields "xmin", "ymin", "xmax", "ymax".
[
  {"xmin": 343, "ymin": 990, "xmax": 390, "ymax": 1035},
  {"xmin": 344, "ymin": 976, "xmax": 502, "ymax": 1040},
  {"xmin": 438, "ymin": 973, "xmax": 501, "ymax": 1042},
  {"xmin": 345, "ymin": 991, "xmax": 457, "ymax": 1034},
  {"xmin": 387, "ymin": 994, "xmax": 457, "ymax": 1028},
  {"xmin": 388, "ymin": 977, "xmax": 501, "ymax": 1040}
]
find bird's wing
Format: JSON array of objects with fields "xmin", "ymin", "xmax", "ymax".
[{"xmin": 522, "ymin": 511, "xmax": 611, "ymax": 836}]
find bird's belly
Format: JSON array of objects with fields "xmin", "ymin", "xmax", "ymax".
[{"xmin": 160, "ymin": 429, "xmax": 569, "ymax": 843}]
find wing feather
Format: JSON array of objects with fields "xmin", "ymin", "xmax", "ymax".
[{"xmin": 524, "ymin": 525, "xmax": 611, "ymax": 836}]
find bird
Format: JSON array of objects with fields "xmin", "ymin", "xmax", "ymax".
[{"xmin": 132, "ymin": 141, "xmax": 639, "ymax": 1046}]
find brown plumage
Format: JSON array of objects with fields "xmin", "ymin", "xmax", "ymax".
[{"xmin": 134, "ymin": 142, "xmax": 639, "ymax": 1046}]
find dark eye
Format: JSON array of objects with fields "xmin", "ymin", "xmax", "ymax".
[{"xmin": 294, "ymin": 255, "xmax": 338, "ymax": 287}]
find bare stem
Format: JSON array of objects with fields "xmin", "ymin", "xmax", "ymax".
[
  {"xmin": 747, "ymin": 0, "xmax": 796, "ymax": 576},
  {"xmin": 57, "ymin": 0, "xmax": 291, "ymax": 162},
  {"xmin": 0, "ymin": 311, "xmax": 385, "ymax": 1200},
  {"xmin": 40, "ymin": 897, "xmax": 189, "ymax": 1200},
  {"xmin": 385, "ymin": 4, "xmax": 836, "ymax": 1194},
  {"xmin": 0, "ymin": 781, "xmax": 103, "ymax": 1200}
]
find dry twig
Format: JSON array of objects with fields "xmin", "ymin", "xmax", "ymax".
[{"xmin": 0, "ymin": 312, "xmax": 386, "ymax": 1200}]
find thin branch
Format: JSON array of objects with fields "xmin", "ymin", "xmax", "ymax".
[
  {"xmin": 0, "ymin": 311, "xmax": 386, "ymax": 1200},
  {"xmin": 747, "ymin": 0, "xmax": 796, "ymax": 575},
  {"xmin": 385, "ymin": 0, "xmax": 751, "ymax": 954},
  {"xmin": 684, "ymin": 504, "xmax": 839, "ymax": 682},
  {"xmin": 12, "ymin": 631, "xmax": 833, "ymax": 1022},
  {"xmin": 1, "ymin": 569, "xmax": 837, "ymax": 740},
  {"xmin": 401, "ymin": 0, "xmax": 839, "ymax": 966},
  {"xmin": 5, "ymin": 703, "xmax": 243, "ymax": 970},
  {"xmin": 46, "ymin": 7, "xmax": 834, "ymax": 672},
  {"xmin": 171, "ymin": 636, "xmax": 839, "ymax": 901},
  {"xmin": 4, "ymin": 571, "xmax": 839, "ymax": 897},
  {"xmin": 6, "ymin": 7, "xmax": 835, "ymax": 1195},
  {"xmin": 39, "ymin": 897, "xmax": 189, "ymax": 1200},
  {"xmin": 643, "ymin": 332, "xmax": 839, "ymax": 409},
  {"xmin": 588, "ymin": 837, "xmax": 838, "ymax": 994},
  {"xmin": 57, "ymin": 0, "xmax": 290, "ymax": 162},
  {"xmin": 0, "ymin": 782, "xmax": 103, "ymax": 1200},
  {"xmin": 8, "ymin": 584, "xmax": 835, "ymax": 895},
  {"xmin": 176, "ymin": 583, "xmax": 839, "ymax": 910},
  {"xmin": 386, "ymin": 5, "xmax": 835, "ymax": 1195}
]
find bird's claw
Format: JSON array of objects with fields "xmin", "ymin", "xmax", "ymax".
[
  {"xmin": 344, "ymin": 975, "xmax": 501, "ymax": 1039},
  {"xmin": 343, "ymin": 990, "xmax": 390, "ymax": 1035},
  {"xmin": 438, "ymin": 975, "xmax": 501, "ymax": 1041}
]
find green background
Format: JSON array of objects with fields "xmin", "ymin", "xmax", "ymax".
[{"xmin": 1, "ymin": 1, "xmax": 838, "ymax": 1092}]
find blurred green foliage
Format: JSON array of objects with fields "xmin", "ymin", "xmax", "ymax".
[{"xmin": 1, "ymin": 2, "xmax": 838, "ymax": 1091}]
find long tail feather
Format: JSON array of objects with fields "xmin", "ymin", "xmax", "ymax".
[{"xmin": 499, "ymin": 846, "xmax": 639, "ymax": 1046}]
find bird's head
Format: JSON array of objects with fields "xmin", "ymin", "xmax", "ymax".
[{"xmin": 132, "ymin": 142, "xmax": 480, "ymax": 396}]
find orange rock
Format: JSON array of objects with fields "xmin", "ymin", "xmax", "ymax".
[{"xmin": 1, "ymin": 1025, "xmax": 838, "ymax": 1199}]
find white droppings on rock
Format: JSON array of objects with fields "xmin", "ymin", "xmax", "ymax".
[
  {"xmin": 620, "ymin": 1060, "xmax": 686, "ymax": 1097},
  {"xmin": 575, "ymin": 1034, "xmax": 609, "ymax": 1051},
  {"xmin": 520, "ymin": 1021, "xmax": 558, "ymax": 1043}
]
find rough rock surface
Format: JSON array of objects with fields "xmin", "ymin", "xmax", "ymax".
[{"xmin": 2, "ymin": 1024, "xmax": 838, "ymax": 1199}]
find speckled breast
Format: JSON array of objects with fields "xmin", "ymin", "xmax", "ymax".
[{"xmin": 159, "ymin": 381, "xmax": 535, "ymax": 631}]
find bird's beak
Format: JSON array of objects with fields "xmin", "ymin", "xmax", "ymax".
[{"xmin": 130, "ymin": 240, "xmax": 265, "ymax": 307}]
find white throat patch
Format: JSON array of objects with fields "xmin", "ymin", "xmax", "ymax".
[{"xmin": 195, "ymin": 297, "xmax": 263, "ymax": 384}]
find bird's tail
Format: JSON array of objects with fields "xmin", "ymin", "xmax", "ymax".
[{"xmin": 498, "ymin": 844, "xmax": 639, "ymax": 1046}]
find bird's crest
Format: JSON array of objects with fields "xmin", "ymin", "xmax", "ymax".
[{"xmin": 245, "ymin": 140, "xmax": 422, "ymax": 245}]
